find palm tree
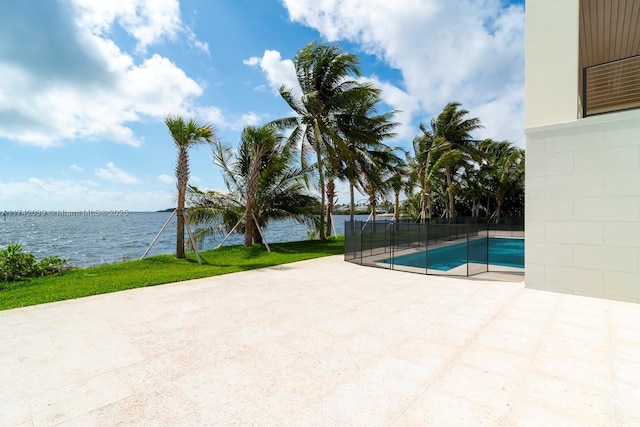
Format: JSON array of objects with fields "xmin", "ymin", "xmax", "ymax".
[
  {"xmin": 409, "ymin": 124, "xmax": 443, "ymax": 222},
  {"xmin": 479, "ymin": 139, "xmax": 525, "ymax": 223},
  {"xmin": 360, "ymin": 145, "xmax": 403, "ymax": 223},
  {"xmin": 386, "ymin": 154, "xmax": 413, "ymax": 222},
  {"xmin": 457, "ymin": 165, "xmax": 487, "ymax": 218},
  {"xmin": 275, "ymin": 41, "xmax": 370, "ymax": 240},
  {"xmin": 187, "ymin": 124, "xmax": 319, "ymax": 247},
  {"xmin": 237, "ymin": 125, "xmax": 282, "ymax": 246},
  {"xmin": 165, "ymin": 115, "xmax": 214, "ymax": 259},
  {"xmin": 401, "ymin": 190, "xmax": 423, "ymax": 220},
  {"xmin": 336, "ymin": 87, "xmax": 398, "ymax": 223},
  {"xmin": 428, "ymin": 103, "xmax": 483, "ymax": 218}
]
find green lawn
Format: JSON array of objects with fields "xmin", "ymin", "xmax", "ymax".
[{"xmin": 0, "ymin": 238, "xmax": 344, "ymax": 311}]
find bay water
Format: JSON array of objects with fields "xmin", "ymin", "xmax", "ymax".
[{"xmin": 0, "ymin": 212, "xmax": 367, "ymax": 267}]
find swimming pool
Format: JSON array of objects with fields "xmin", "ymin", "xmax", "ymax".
[{"xmin": 382, "ymin": 237, "xmax": 524, "ymax": 272}]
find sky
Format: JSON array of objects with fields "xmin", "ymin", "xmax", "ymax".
[{"xmin": 0, "ymin": 0, "xmax": 525, "ymax": 211}]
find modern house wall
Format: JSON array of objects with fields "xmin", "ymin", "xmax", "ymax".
[
  {"xmin": 525, "ymin": 0, "xmax": 640, "ymax": 302},
  {"xmin": 524, "ymin": 0, "xmax": 579, "ymax": 128}
]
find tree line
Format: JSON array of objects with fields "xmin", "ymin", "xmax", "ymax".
[{"xmin": 166, "ymin": 41, "xmax": 524, "ymax": 257}]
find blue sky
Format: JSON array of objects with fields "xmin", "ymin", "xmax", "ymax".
[{"xmin": 0, "ymin": 0, "xmax": 525, "ymax": 211}]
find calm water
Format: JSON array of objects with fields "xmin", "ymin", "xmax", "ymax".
[
  {"xmin": 0, "ymin": 212, "xmax": 367, "ymax": 267},
  {"xmin": 388, "ymin": 237, "xmax": 525, "ymax": 271}
]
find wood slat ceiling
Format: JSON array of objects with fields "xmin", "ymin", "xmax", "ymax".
[{"xmin": 579, "ymin": 0, "xmax": 640, "ymax": 70}]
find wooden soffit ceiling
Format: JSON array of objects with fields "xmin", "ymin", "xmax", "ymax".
[{"xmin": 579, "ymin": 0, "xmax": 640, "ymax": 70}]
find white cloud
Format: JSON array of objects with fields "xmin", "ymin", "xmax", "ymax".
[
  {"xmin": 243, "ymin": 57, "xmax": 260, "ymax": 66},
  {"xmin": 95, "ymin": 162, "xmax": 141, "ymax": 184},
  {"xmin": 0, "ymin": 178, "xmax": 173, "ymax": 211},
  {"xmin": 157, "ymin": 174, "xmax": 174, "ymax": 184},
  {"xmin": 244, "ymin": 50, "xmax": 300, "ymax": 96},
  {"xmin": 121, "ymin": 54, "xmax": 203, "ymax": 118},
  {"xmin": 196, "ymin": 106, "xmax": 268, "ymax": 132},
  {"xmin": 71, "ymin": 0, "xmax": 208, "ymax": 54},
  {"xmin": 281, "ymin": 0, "xmax": 525, "ymax": 146},
  {"xmin": 239, "ymin": 112, "xmax": 264, "ymax": 128},
  {"xmin": 70, "ymin": 164, "xmax": 84, "ymax": 172},
  {"xmin": 197, "ymin": 106, "xmax": 225, "ymax": 128},
  {"xmin": 0, "ymin": 0, "xmax": 206, "ymax": 148}
]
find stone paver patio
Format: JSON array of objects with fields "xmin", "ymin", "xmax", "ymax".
[{"xmin": 2, "ymin": 255, "xmax": 640, "ymax": 426}]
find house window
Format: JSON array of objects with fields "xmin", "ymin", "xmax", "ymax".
[{"xmin": 579, "ymin": 0, "xmax": 640, "ymax": 117}]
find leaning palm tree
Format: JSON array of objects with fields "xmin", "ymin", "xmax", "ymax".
[
  {"xmin": 165, "ymin": 115, "xmax": 214, "ymax": 258},
  {"xmin": 429, "ymin": 102, "xmax": 483, "ymax": 218},
  {"xmin": 274, "ymin": 41, "xmax": 371, "ymax": 240},
  {"xmin": 187, "ymin": 124, "xmax": 319, "ymax": 247}
]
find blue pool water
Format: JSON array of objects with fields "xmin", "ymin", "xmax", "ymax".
[{"xmin": 384, "ymin": 237, "xmax": 524, "ymax": 271}]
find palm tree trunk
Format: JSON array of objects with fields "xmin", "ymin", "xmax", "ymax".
[
  {"xmin": 325, "ymin": 179, "xmax": 335, "ymax": 238},
  {"xmin": 371, "ymin": 198, "xmax": 377, "ymax": 222},
  {"xmin": 486, "ymin": 196, "xmax": 491, "ymax": 220},
  {"xmin": 244, "ymin": 170, "xmax": 259, "ymax": 247},
  {"xmin": 313, "ymin": 133, "xmax": 327, "ymax": 241},
  {"xmin": 394, "ymin": 190, "xmax": 400, "ymax": 222},
  {"xmin": 176, "ymin": 147, "xmax": 189, "ymax": 259},
  {"xmin": 418, "ymin": 170, "xmax": 426, "ymax": 223},
  {"xmin": 445, "ymin": 167, "xmax": 455, "ymax": 219},
  {"xmin": 349, "ymin": 181, "xmax": 355, "ymax": 223},
  {"xmin": 420, "ymin": 188, "xmax": 428, "ymax": 223},
  {"xmin": 495, "ymin": 197, "xmax": 503, "ymax": 224},
  {"xmin": 176, "ymin": 199, "xmax": 185, "ymax": 258},
  {"xmin": 253, "ymin": 221, "xmax": 263, "ymax": 244},
  {"xmin": 244, "ymin": 209, "xmax": 255, "ymax": 246},
  {"xmin": 317, "ymin": 156, "xmax": 326, "ymax": 240},
  {"xmin": 244, "ymin": 150, "xmax": 262, "ymax": 247}
]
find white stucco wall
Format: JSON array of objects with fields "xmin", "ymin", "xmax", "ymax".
[
  {"xmin": 525, "ymin": 110, "xmax": 640, "ymax": 302},
  {"xmin": 525, "ymin": 0, "xmax": 579, "ymax": 128}
]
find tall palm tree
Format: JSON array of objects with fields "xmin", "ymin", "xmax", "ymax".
[
  {"xmin": 336, "ymin": 86, "xmax": 398, "ymax": 223},
  {"xmin": 187, "ymin": 124, "xmax": 319, "ymax": 247},
  {"xmin": 165, "ymin": 115, "xmax": 214, "ymax": 259},
  {"xmin": 274, "ymin": 41, "xmax": 370, "ymax": 240},
  {"xmin": 429, "ymin": 102, "xmax": 483, "ymax": 218},
  {"xmin": 236, "ymin": 125, "xmax": 283, "ymax": 246}
]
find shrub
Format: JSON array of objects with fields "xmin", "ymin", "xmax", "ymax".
[
  {"xmin": 0, "ymin": 244, "xmax": 67, "ymax": 284},
  {"xmin": 35, "ymin": 256, "xmax": 67, "ymax": 277}
]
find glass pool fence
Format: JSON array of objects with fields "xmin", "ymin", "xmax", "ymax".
[{"xmin": 344, "ymin": 217, "xmax": 524, "ymax": 277}]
